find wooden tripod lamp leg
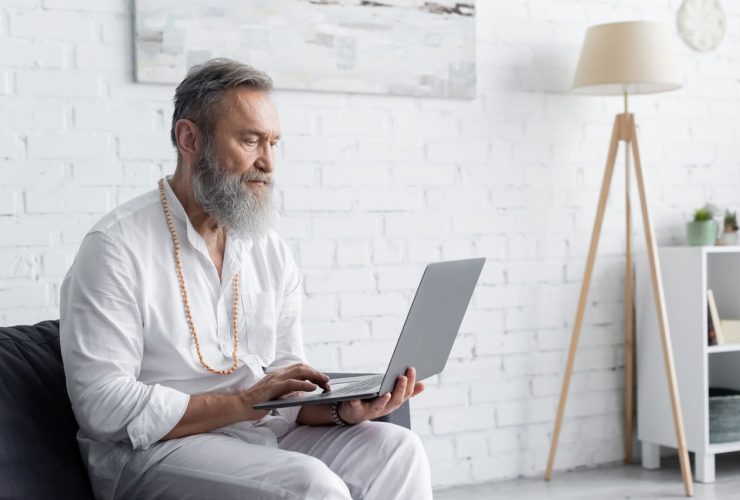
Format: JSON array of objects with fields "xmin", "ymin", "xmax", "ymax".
[
  {"xmin": 628, "ymin": 115, "xmax": 694, "ymax": 497},
  {"xmin": 624, "ymin": 131, "xmax": 635, "ymax": 465},
  {"xmin": 545, "ymin": 118, "xmax": 621, "ymax": 481}
]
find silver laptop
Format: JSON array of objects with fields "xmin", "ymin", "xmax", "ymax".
[{"xmin": 253, "ymin": 258, "xmax": 485, "ymax": 410}]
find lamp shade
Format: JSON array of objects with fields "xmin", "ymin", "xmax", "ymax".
[{"xmin": 572, "ymin": 21, "xmax": 681, "ymax": 95}]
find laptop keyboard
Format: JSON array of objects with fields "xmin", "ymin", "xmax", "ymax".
[{"xmin": 320, "ymin": 374, "xmax": 384, "ymax": 398}]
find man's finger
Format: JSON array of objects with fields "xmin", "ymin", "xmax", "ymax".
[
  {"xmin": 287, "ymin": 363, "xmax": 328, "ymax": 380},
  {"xmin": 278, "ymin": 379, "xmax": 317, "ymax": 395},
  {"xmin": 404, "ymin": 367, "xmax": 417, "ymax": 400},
  {"xmin": 373, "ymin": 392, "xmax": 392, "ymax": 412},
  {"xmin": 284, "ymin": 364, "xmax": 330, "ymax": 388},
  {"xmin": 388, "ymin": 375, "xmax": 407, "ymax": 409}
]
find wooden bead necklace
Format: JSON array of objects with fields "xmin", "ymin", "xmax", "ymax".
[{"xmin": 158, "ymin": 178, "xmax": 239, "ymax": 375}]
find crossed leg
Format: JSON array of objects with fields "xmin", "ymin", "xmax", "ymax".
[
  {"xmin": 279, "ymin": 421, "xmax": 432, "ymax": 500},
  {"xmin": 114, "ymin": 421, "xmax": 431, "ymax": 500}
]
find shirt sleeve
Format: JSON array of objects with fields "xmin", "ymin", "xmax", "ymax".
[
  {"xmin": 265, "ymin": 238, "xmax": 307, "ymax": 423},
  {"xmin": 60, "ymin": 231, "xmax": 190, "ymax": 450}
]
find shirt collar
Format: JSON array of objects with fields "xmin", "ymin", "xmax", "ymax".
[{"xmin": 161, "ymin": 175, "xmax": 207, "ymax": 256}]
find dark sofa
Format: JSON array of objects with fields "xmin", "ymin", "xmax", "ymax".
[
  {"xmin": 0, "ymin": 320, "xmax": 95, "ymax": 499},
  {"xmin": 0, "ymin": 320, "xmax": 409, "ymax": 499}
]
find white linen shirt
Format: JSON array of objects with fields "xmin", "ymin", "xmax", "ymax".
[{"xmin": 60, "ymin": 177, "xmax": 306, "ymax": 500}]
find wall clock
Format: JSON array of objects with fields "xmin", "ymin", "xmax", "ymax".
[{"xmin": 677, "ymin": 0, "xmax": 726, "ymax": 52}]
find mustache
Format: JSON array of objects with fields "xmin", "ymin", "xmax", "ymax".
[{"xmin": 240, "ymin": 170, "xmax": 273, "ymax": 186}]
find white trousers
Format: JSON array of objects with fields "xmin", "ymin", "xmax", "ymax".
[{"xmin": 113, "ymin": 421, "xmax": 432, "ymax": 500}]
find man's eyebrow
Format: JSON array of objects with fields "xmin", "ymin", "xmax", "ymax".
[{"xmin": 238, "ymin": 128, "xmax": 281, "ymax": 141}]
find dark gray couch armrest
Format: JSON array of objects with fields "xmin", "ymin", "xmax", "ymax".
[{"xmin": 324, "ymin": 372, "xmax": 411, "ymax": 430}]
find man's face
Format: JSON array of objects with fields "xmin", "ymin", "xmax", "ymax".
[
  {"xmin": 210, "ymin": 88, "xmax": 281, "ymax": 197},
  {"xmin": 191, "ymin": 88, "xmax": 281, "ymax": 238}
]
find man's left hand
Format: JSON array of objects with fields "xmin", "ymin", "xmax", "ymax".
[{"xmin": 338, "ymin": 367, "xmax": 424, "ymax": 425}]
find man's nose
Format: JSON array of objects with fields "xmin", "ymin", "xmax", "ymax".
[{"xmin": 256, "ymin": 142, "xmax": 275, "ymax": 174}]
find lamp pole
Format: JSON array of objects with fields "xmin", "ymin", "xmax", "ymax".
[{"xmin": 624, "ymin": 89, "xmax": 635, "ymax": 465}]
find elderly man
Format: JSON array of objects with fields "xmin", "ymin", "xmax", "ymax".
[{"xmin": 60, "ymin": 58, "xmax": 432, "ymax": 500}]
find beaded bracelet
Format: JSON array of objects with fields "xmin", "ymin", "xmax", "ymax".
[{"xmin": 329, "ymin": 402, "xmax": 353, "ymax": 426}]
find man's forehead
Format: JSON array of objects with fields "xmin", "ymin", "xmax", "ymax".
[
  {"xmin": 219, "ymin": 87, "xmax": 279, "ymax": 131},
  {"xmin": 223, "ymin": 88, "xmax": 275, "ymax": 114}
]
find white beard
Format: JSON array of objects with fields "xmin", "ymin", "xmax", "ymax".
[{"xmin": 192, "ymin": 143, "xmax": 277, "ymax": 240}]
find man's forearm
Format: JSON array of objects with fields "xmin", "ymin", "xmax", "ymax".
[
  {"xmin": 161, "ymin": 392, "xmax": 255, "ymax": 441},
  {"xmin": 296, "ymin": 404, "xmax": 333, "ymax": 426},
  {"xmin": 164, "ymin": 396, "xmax": 333, "ymax": 441},
  {"xmin": 161, "ymin": 363, "xmax": 336, "ymax": 440}
]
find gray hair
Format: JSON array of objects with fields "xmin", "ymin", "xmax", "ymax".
[{"xmin": 170, "ymin": 58, "xmax": 273, "ymax": 150}]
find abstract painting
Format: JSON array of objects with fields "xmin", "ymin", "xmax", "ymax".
[{"xmin": 134, "ymin": 0, "xmax": 476, "ymax": 99}]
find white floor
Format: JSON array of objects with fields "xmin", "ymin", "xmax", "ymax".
[{"xmin": 434, "ymin": 453, "xmax": 740, "ymax": 500}]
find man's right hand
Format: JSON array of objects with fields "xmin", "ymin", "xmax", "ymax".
[
  {"xmin": 239, "ymin": 363, "xmax": 330, "ymax": 420},
  {"xmin": 163, "ymin": 363, "xmax": 329, "ymax": 441}
]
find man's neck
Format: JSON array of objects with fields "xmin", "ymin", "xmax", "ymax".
[{"xmin": 168, "ymin": 169, "xmax": 226, "ymax": 245}]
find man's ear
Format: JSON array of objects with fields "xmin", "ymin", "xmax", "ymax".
[{"xmin": 174, "ymin": 119, "xmax": 202, "ymax": 164}]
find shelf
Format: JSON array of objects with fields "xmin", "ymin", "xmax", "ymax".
[
  {"xmin": 637, "ymin": 247, "xmax": 740, "ymax": 483},
  {"xmin": 708, "ymin": 441, "xmax": 740, "ymax": 454},
  {"xmin": 661, "ymin": 245, "xmax": 740, "ymax": 254},
  {"xmin": 708, "ymin": 344, "xmax": 740, "ymax": 354},
  {"xmin": 702, "ymin": 246, "xmax": 740, "ymax": 254}
]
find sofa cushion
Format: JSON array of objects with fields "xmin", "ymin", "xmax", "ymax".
[{"xmin": 0, "ymin": 320, "xmax": 94, "ymax": 499}]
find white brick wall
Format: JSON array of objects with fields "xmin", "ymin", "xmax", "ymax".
[{"xmin": 2, "ymin": 0, "xmax": 740, "ymax": 492}]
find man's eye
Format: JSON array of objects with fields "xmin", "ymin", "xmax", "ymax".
[
  {"xmin": 270, "ymin": 142, "xmax": 279, "ymax": 149},
  {"xmin": 244, "ymin": 139, "xmax": 259, "ymax": 146}
]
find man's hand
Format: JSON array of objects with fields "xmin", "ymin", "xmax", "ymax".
[
  {"xmin": 240, "ymin": 363, "xmax": 330, "ymax": 420},
  {"xmin": 338, "ymin": 367, "xmax": 424, "ymax": 425},
  {"xmin": 162, "ymin": 363, "xmax": 328, "ymax": 441}
]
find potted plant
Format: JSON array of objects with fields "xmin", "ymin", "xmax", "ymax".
[
  {"xmin": 686, "ymin": 206, "xmax": 717, "ymax": 246},
  {"xmin": 720, "ymin": 209, "xmax": 739, "ymax": 245}
]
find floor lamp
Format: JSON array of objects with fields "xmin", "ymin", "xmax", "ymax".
[{"xmin": 543, "ymin": 22, "xmax": 694, "ymax": 497}]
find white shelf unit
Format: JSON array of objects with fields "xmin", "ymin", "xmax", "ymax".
[{"xmin": 636, "ymin": 246, "xmax": 740, "ymax": 483}]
